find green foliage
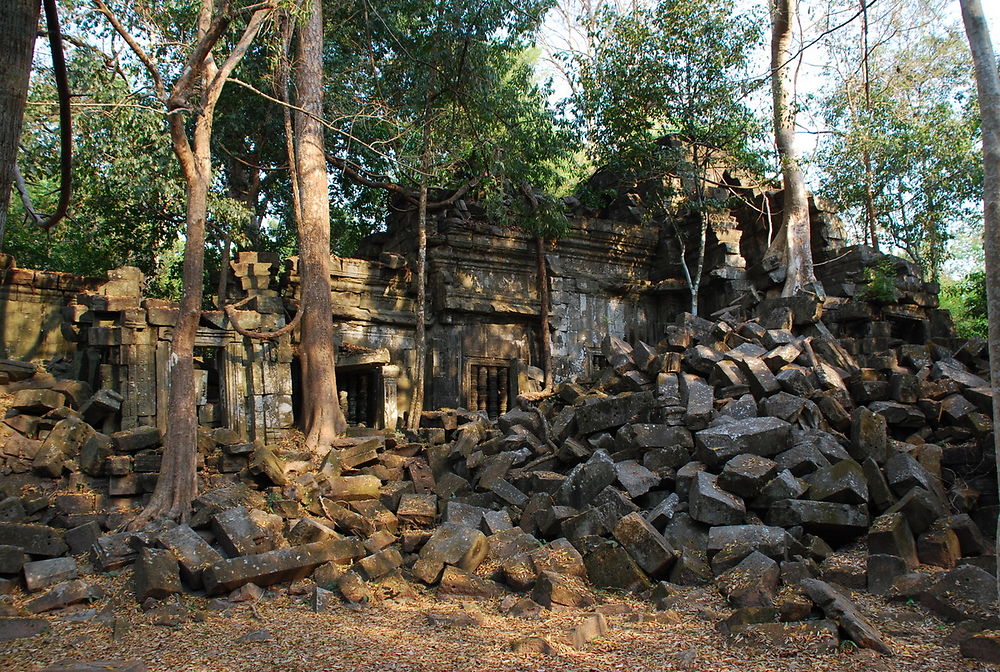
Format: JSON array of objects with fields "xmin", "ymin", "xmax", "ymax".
[
  {"xmin": 567, "ymin": 0, "xmax": 767, "ymax": 187},
  {"xmin": 858, "ymin": 259, "xmax": 900, "ymax": 304},
  {"xmin": 813, "ymin": 1, "xmax": 982, "ymax": 279},
  {"xmin": 6, "ymin": 44, "xmax": 185, "ymax": 279},
  {"xmin": 942, "ymin": 271, "xmax": 988, "ymax": 338}
]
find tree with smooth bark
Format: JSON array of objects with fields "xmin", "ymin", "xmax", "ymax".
[
  {"xmin": 769, "ymin": 0, "xmax": 821, "ymax": 297},
  {"xmin": 958, "ymin": 0, "xmax": 1000, "ymax": 597},
  {"xmin": 94, "ymin": 0, "xmax": 272, "ymax": 526},
  {"xmin": 289, "ymin": 0, "xmax": 348, "ymax": 450}
]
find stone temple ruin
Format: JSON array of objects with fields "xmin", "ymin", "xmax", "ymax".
[{"xmin": 1, "ymin": 175, "xmax": 999, "ymax": 661}]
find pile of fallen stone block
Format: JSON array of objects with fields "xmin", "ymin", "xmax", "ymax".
[{"xmin": 1, "ymin": 293, "xmax": 999, "ymax": 660}]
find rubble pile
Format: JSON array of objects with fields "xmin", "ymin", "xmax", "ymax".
[{"xmin": 1, "ymin": 294, "xmax": 999, "ymax": 661}]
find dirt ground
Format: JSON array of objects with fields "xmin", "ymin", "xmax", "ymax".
[{"xmin": 2, "ymin": 570, "xmax": 998, "ymax": 672}]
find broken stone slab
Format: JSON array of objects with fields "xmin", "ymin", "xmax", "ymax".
[
  {"xmin": 867, "ymin": 513, "xmax": 918, "ymax": 568},
  {"xmin": 23, "ymin": 557, "xmax": 78, "ymax": 593},
  {"xmin": 960, "ymin": 632, "xmax": 1000, "ymax": 664},
  {"xmin": 357, "ymin": 547, "xmax": 403, "ymax": 580},
  {"xmin": 0, "ymin": 545, "xmax": 30, "ymax": 574},
  {"xmin": 575, "ymin": 392, "xmax": 653, "ymax": 435},
  {"xmin": 694, "ymin": 417, "xmax": 792, "ymax": 467},
  {"xmin": 717, "ymin": 551, "xmax": 779, "ymax": 608},
  {"xmin": 735, "ymin": 356, "xmax": 780, "ymax": 398},
  {"xmin": 583, "ymin": 541, "xmax": 652, "ymax": 592},
  {"xmin": 612, "ymin": 512, "xmax": 676, "ymax": 578},
  {"xmin": 41, "ymin": 661, "xmax": 146, "ymax": 672},
  {"xmin": 680, "ymin": 375, "xmax": 714, "ymax": 429},
  {"xmin": 133, "ymin": 547, "xmax": 181, "ymax": 601},
  {"xmin": 849, "ymin": 407, "xmax": 889, "ymax": 465},
  {"xmin": 202, "ymin": 538, "xmax": 364, "ymax": 595},
  {"xmin": 806, "ymin": 459, "xmax": 868, "ymax": 505},
  {"xmin": 249, "ymin": 443, "xmax": 288, "ymax": 486},
  {"xmin": 412, "ymin": 523, "xmax": 488, "ymax": 585},
  {"xmin": 438, "ymin": 565, "xmax": 506, "ymax": 598},
  {"xmin": 614, "ymin": 460, "xmax": 660, "ymax": 499},
  {"xmin": 765, "ymin": 500, "xmax": 868, "ymax": 539},
  {"xmin": 211, "ymin": 506, "xmax": 274, "ymax": 557},
  {"xmin": 532, "ymin": 570, "xmax": 595, "ymax": 608},
  {"xmin": 884, "ymin": 487, "xmax": 944, "ymax": 535},
  {"xmin": 916, "ymin": 520, "xmax": 961, "ymax": 569},
  {"xmin": 750, "ymin": 469, "xmax": 808, "ymax": 508},
  {"xmin": 396, "ymin": 493, "xmax": 438, "ymax": 527},
  {"xmin": 110, "ymin": 426, "xmax": 161, "ymax": 453},
  {"xmin": 884, "ymin": 452, "xmax": 937, "ymax": 498},
  {"xmin": 156, "ymin": 524, "xmax": 224, "ymax": 589},
  {"xmin": 10, "ymin": 388, "xmax": 64, "ymax": 415},
  {"xmin": 564, "ymin": 613, "xmax": 609, "ymax": 649},
  {"xmin": 0, "ymin": 523, "xmax": 68, "ymax": 557},
  {"xmin": 34, "ymin": 418, "xmax": 95, "ymax": 478},
  {"xmin": 689, "ymin": 472, "xmax": 745, "ymax": 526},
  {"xmin": 920, "ymin": 565, "xmax": 1000, "ymax": 626},
  {"xmin": 80, "ymin": 389, "xmax": 123, "ymax": 426},
  {"xmin": 0, "ymin": 617, "xmax": 51, "ymax": 641},
  {"xmin": 800, "ymin": 578, "xmax": 892, "ymax": 655},
  {"xmin": 718, "ymin": 454, "xmax": 778, "ymax": 499},
  {"xmin": 557, "ymin": 449, "xmax": 616, "ymax": 508},
  {"xmin": 707, "ymin": 525, "xmax": 788, "ymax": 566},
  {"xmin": 25, "ymin": 579, "xmax": 106, "ymax": 614},
  {"xmin": 287, "ymin": 517, "xmax": 339, "ymax": 546},
  {"xmin": 867, "ymin": 553, "xmax": 908, "ymax": 595}
]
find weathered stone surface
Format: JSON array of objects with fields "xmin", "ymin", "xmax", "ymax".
[
  {"xmin": 23, "ymin": 557, "xmax": 78, "ymax": 593},
  {"xmin": 717, "ymin": 551, "xmax": 779, "ymax": 608},
  {"xmin": 133, "ymin": 547, "xmax": 181, "ymax": 601},
  {"xmin": 694, "ymin": 417, "xmax": 791, "ymax": 467},
  {"xmin": 565, "ymin": 613, "xmax": 608, "ymax": 649},
  {"xmin": 867, "ymin": 553, "xmax": 908, "ymax": 595},
  {"xmin": 211, "ymin": 506, "xmax": 273, "ymax": 557},
  {"xmin": 557, "ymin": 450, "xmax": 616, "ymax": 508},
  {"xmin": 0, "ymin": 523, "xmax": 67, "ymax": 557},
  {"xmin": 249, "ymin": 444, "xmax": 288, "ymax": 486},
  {"xmin": 575, "ymin": 392, "xmax": 653, "ymax": 434},
  {"xmin": 707, "ymin": 525, "xmax": 788, "ymax": 566},
  {"xmin": 111, "ymin": 426, "xmax": 161, "ymax": 453},
  {"xmin": 614, "ymin": 460, "xmax": 660, "ymax": 499},
  {"xmin": 0, "ymin": 617, "xmax": 51, "ymax": 641},
  {"xmin": 157, "ymin": 524, "xmax": 224, "ymax": 589},
  {"xmin": 751, "ymin": 469, "xmax": 808, "ymax": 508},
  {"xmin": 396, "ymin": 493, "xmax": 438, "ymax": 527},
  {"xmin": 917, "ymin": 520, "xmax": 961, "ymax": 569},
  {"xmin": 25, "ymin": 580, "xmax": 105, "ymax": 613},
  {"xmin": 583, "ymin": 541, "xmax": 651, "ymax": 591},
  {"xmin": 34, "ymin": 418, "xmax": 94, "ymax": 477},
  {"xmin": 689, "ymin": 472, "xmax": 745, "ymax": 526},
  {"xmin": 726, "ymin": 620, "xmax": 839, "ymax": 653},
  {"xmin": 0, "ymin": 545, "xmax": 30, "ymax": 574},
  {"xmin": 960, "ymin": 632, "xmax": 1000, "ymax": 664},
  {"xmin": 800, "ymin": 578, "xmax": 891, "ymax": 654},
  {"xmin": 412, "ymin": 523, "xmax": 488, "ymax": 584},
  {"xmin": 920, "ymin": 565, "xmax": 999, "ymax": 625},
  {"xmin": 765, "ymin": 500, "xmax": 868, "ymax": 538},
  {"xmin": 438, "ymin": 566, "xmax": 506, "ymax": 598},
  {"xmin": 202, "ymin": 538, "xmax": 364, "ymax": 595},
  {"xmin": 718, "ymin": 454, "xmax": 778, "ymax": 499},
  {"xmin": 612, "ymin": 512, "xmax": 676, "ymax": 578},
  {"xmin": 326, "ymin": 474, "xmax": 381, "ymax": 501},
  {"xmin": 884, "ymin": 487, "xmax": 944, "ymax": 535},
  {"xmin": 867, "ymin": 513, "xmax": 918, "ymax": 568},
  {"xmin": 884, "ymin": 453, "xmax": 936, "ymax": 498},
  {"xmin": 849, "ymin": 407, "xmax": 889, "ymax": 464},
  {"xmin": 807, "ymin": 459, "xmax": 868, "ymax": 505},
  {"xmin": 40, "ymin": 661, "xmax": 145, "ymax": 672},
  {"xmin": 532, "ymin": 570, "xmax": 595, "ymax": 608},
  {"xmin": 10, "ymin": 389, "xmax": 64, "ymax": 414}
]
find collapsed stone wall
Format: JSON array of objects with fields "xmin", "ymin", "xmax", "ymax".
[{"xmin": 0, "ymin": 286, "xmax": 997, "ymax": 660}]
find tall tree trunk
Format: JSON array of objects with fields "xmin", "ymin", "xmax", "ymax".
[
  {"xmin": 407, "ymin": 172, "xmax": 429, "ymax": 430},
  {"xmin": 771, "ymin": 0, "xmax": 819, "ymax": 297},
  {"xmin": 959, "ymin": 0, "xmax": 1000, "ymax": 602},
  {"xmin": 535, "ymin": 236, "xmax": 553, "ymax": 390},
  {"xmin": 294, "ymin": 0, "xmax": 346, "ymax": 452},
  {"xmin": 0, "ymin": 0, "xmax": 41, "ymax": 246},
  {"xmin": 122, "ymin": 3, "xmax": 268, "ymax": 527}
]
